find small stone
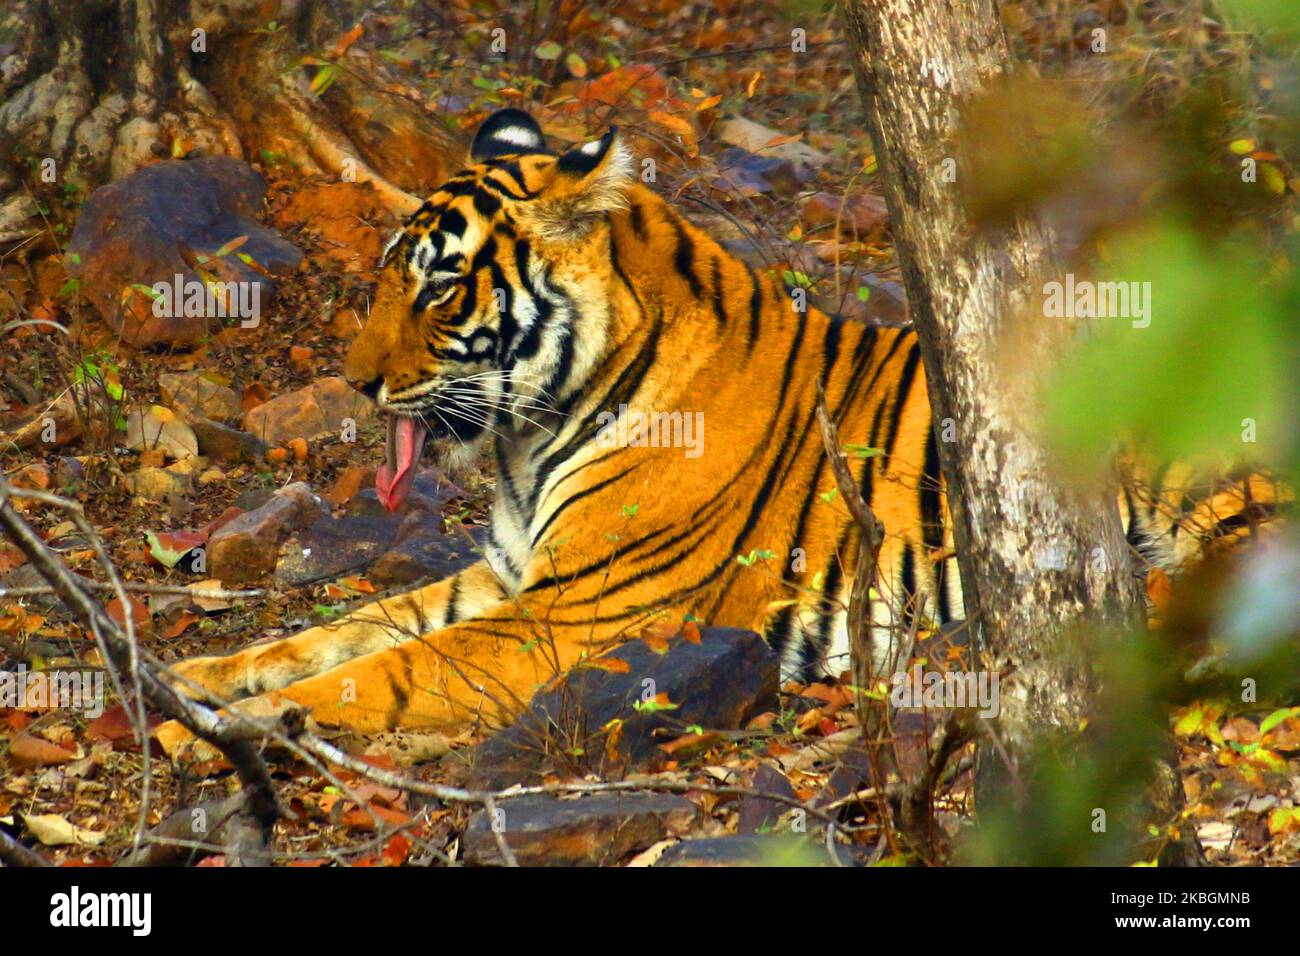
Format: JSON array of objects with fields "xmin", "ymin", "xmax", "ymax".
[
  {"xmin": 208, "ymin": 482, "xmax": 329, "ymax": 584},
  {"xmin": 124, "ymin": 466, "xmax": 190, "ymax": 502},
  {"xmin": 189, "ymin": 417, "xmax": 268, "ymax": 464},
  {"xmin": 715, "ymin": 116, "xmax": 830, "ymax": 182},
  {"xmin": 736, "ymin": 764, "xmax": 798, "ymax": 834},
  {"xmin": 2, "ymin": 391, "xmax": 83, "ymax": 449},
  {"xmin": 288, "ymin": 345, "xmax": 313, "ymax": 372},
  {"xmin": 800, "ymin": 190, "xmax": 889, "ymax": 239},
  {"xmin": 54, "ymin": 457, "xmax": 84, "ymax": 491},
  {"xmin": 716, "ymin": 147, "xmax": 799, "ymax": 197},
  {"xmin": 124, "ymin": 406, "xmax": 199, "ymax": 460},
  {"xmin": 462, "ymin": 793, "xmax": 697, "ymax": 867},
  {"xmin": 159, "ymin": 371, "xmax": 243, "ymax": 423},
  {"xmin": 165, "ymin": 456, "xmax": 208, "ymax": 477},
  {"xmin": 242, "ymin": 376, "xmax": 374, "ymax": 446},
  {"xmin": 11, "ymin": 463, "xmax": 50, "ymax": 491}
]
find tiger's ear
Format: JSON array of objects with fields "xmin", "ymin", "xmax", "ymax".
[
  {"xmin": 471, "ymin": 109, "xmax": 548, "ymax": 160},
  {"xmin": 529, "ymin": 129, "xmax": 634, "ymax": 241}
]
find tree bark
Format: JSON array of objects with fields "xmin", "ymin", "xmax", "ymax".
[
  {"xmin": 838, "ymin": 1, "xmax": 1145, "ymax": 798},
  {"xmin": 0, "ymin": 0, "xmax": 461, "ymax": 247}
]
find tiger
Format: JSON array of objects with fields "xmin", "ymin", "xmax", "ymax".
[{"xmin": 154, "ymin": 108, "xmax": 1285, "ymax": 756}]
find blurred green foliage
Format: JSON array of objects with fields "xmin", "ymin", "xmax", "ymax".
[{"xmin": 969, "ymin": 1, "xmax": 1300, "ymax": 866}]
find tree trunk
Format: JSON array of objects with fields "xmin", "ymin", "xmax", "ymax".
[
  {"xmin": 838, "ymin": 0, "xmax": 1146, "ymax": 813},
  {"xmin": 0, "ymin": 0, "xmax": 461, "ymax": 247}
]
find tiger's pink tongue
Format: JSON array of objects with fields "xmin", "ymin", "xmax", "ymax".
[{"xmin": 376, "ymin": 415, "xmax": 429, "ymax": 512}]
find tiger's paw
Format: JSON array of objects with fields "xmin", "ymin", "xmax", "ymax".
[{"xmin": 153, "ymin": 694, "xmax": 310, "ymax": 766}]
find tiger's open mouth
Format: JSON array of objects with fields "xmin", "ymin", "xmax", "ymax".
[{"xmin": 376, "ymin": 414, "xmax": 429, "ymax": 512}]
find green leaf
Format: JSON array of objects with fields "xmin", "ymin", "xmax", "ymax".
[
  {"xmin": 534, "ymin": 41, "xmax": 563, "ymax": 61},
  {"xmin": 1259, "ymin": 706, "xmax": 1300, "ymax": 735},
  {"xmin": 633, "ymin": 697, "xmax": 678, "ymax": 714},
  {"xmin": 856, "ymin": 286, "xmax": 872, "ymax": 302},
  {"xmin": 1045, "ymin": 221, "xmax": 1292, "ymax": 470},
  {"xmin": 145, "ymin": 530, "xmax": 205, "ymax": 569},
  {"xmin": 1260, "ymin": 161, "xmax": 1287, "ymax": 195},
  {"xmin": 842, "ymin": 443, "xmax": 883, "ymax": 459},
  {"xmin": 211, "ymin": 235, "xmax": 249, "ymax": 259},
  {"xmin": 310, "ymin": 64, "xmax": 339, "ymax": 96}
]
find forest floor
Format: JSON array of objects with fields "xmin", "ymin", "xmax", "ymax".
[{"xmin": 0, "ymin": 0, "xmax": 1297, "ymax": 866}]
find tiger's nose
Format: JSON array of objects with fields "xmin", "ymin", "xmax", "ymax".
[{"xmin": 347, "ymin": 375, "xmax": 382, "ymax": 401}]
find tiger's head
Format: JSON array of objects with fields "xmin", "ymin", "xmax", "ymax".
[{"xmin": 344, "ymin": 109, "xmax": 635, "ymax": 510}]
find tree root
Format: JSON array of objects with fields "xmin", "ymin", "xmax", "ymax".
[{"xmin": 0, "ymin": 0, "xmax": 462, "ymax": 252}]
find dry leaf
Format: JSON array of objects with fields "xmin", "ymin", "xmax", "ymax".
[
  {"xmin": 24, "ymin": 813, "xmax": 106, "ymax": 847},
  {"xmin": 9, "ymin": 732, "xmax": 77, "ymax": 766}
]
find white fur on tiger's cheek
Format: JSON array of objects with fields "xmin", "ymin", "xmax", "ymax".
[{"xmin": 380, "ymin": 230, "xmax": 404, "ymax": 266}]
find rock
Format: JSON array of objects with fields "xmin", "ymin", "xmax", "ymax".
[
  {"xmin": 163, "ymin": 455, "xmax": 208, "ymax": 477},
  {"xmin": 207, "ymin": 482, "xmax": 329, "ymax": 584},
  {"xmin": 288, "ymin": 346, "xmax": 314, "ymax": 373},
  {"xmin": 242, "ymin": 377, "xmax": 374, "ymax": 446},
  {"xmin": 158, "ymin": 371, "xmax": 242, "ymax": 423},
  {"xmin": 368, "ymin": 526, "xmax": 482, "ymax": 587},
  {"xmin": 715, "ymin": 117, "xmax": 830, "ymax": 183},
  {"xmin": 467, "ymin": 627, "xmax": 779, "ymax": 788},
  {"xmin": 0, "ymin": 565, "xmax": 61, "ymax": 609},
  {"xmin": 1, "ymin": 391, "xmax": 83, "ymax": 449},
  {"xmin": 462, "ymin": 793, "xmax": 696, "ymax": 867},
  {"xmin": 654, "ymin": 835, "xmax": 860, "ymax": 867},
  {"xmin": 124, "ymin": 466, "xmax": 191, "ymax": 502},
  {"xmin": 66, "ymin": 157, "xmax": 302, "ymax": 347},
  {"xmin": 189, "ymin": 417, "xmax": 268, "ymax": 464},
  {"xmin": 800, "ymin": 190, "xmax": 889, "ymax": 239},
  {"xmin": 54, "ymin": 457, "xmax": 84, "ymax": 492},
  {"xmin": 716, "ymin": 147, "xmax": 800, "ymax": 198},
  {"xmin": 124, "ymin": 406, "xmax": 199, "ymax": 460},
  {"xmin": 737, "ymin": 764, "xmax": 799, "ymax": 835},
  {"xmin": 11, "ymin": 463, "xmax": 50, "ymax": 491},
  {"xmin": 273, "ymin": 514, "xmax": 403, "ymax": 587}
]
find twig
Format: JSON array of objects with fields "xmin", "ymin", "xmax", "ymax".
[
  {"xmin": 0, "ymin": 827, "xmax": 52, "ymax": 867},
  {"xmin": 0, "ymin": 480, "xmax": 284, "ymax": 863},
  {"xmin": 0, "ymin": 581, "xmax": 264, "ymax": 599}
]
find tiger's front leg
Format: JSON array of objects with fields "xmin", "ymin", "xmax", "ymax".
[
  {"xmin": 165, "ymin": 561, "xmax": 509, "ymax": 702},
  {"xmin": 155, "ymin": 593, "xmax": 616, "ymax": 758}
]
